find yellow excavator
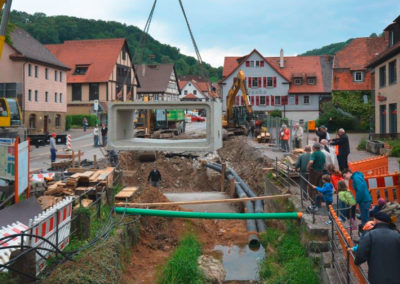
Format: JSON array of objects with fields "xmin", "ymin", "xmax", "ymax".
[
  {"xmin": 0, "ymin": 0, "xmax": 24, "ymax": 134},
  {"xmin": 222, "ymin": 70, "xmax": 253, "ymax": 135}
]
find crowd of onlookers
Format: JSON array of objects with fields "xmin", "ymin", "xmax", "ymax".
[{"xmin": 293, "ymin": 126, "xmax": 400, "ymax": 284}]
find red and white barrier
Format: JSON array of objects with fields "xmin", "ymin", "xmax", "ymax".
[
  {"xmin": 0, "ymin": 222, "xmax": 29, "ymax": 271},
  {"xmin": 29, "ymin": 197, "xmax": 73, "ymax": 275},
  {"xmin": 66, "ymin": 135, "xmax": 72, "ymax": 150},
  {"xmin": 31, "ymin": 173, "xmax": 55, "ymax": 183}
]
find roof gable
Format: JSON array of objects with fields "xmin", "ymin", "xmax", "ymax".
[
  {"xmin": 136, "ymin": 63, "xmax": 178, "ymax": 93},
  {"xmin": 10, "ymin": 28, "xmax": 69, "ymax": 70},
  {"xmin": 46, "ymin": 38, "xmax": 127, "ymax": 83}
]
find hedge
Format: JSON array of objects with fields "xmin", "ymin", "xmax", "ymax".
[{"xmin": 66, "ymin": 115, "xmax": 99, "ymax": 129}]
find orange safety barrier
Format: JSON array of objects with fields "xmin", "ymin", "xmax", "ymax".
[
  {"xmin": 349, "ymin": 172, "xmax": 399, "ymax": 205},
  {"xmin": 329, "ymin": 205, "xmax": 367, "ymax": 284},
  {"xmin": 348, "ymin": 155, "xmax": 388, "ymax": 177}
]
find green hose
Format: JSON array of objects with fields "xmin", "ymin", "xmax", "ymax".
[{"xmin": 114, "ymin": 207, "xmax": 303, "ymax": 219}]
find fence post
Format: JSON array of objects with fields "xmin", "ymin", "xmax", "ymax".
[
  {"xmin": 331, "ymin": 214, "xmax": 335, "ymax": 265},
  {"xmin": 346, "ymin": 249, "xmax": 350, "ymax": 284},
  {"xmin": 55, "ymin": 208, "xmax": 59, "ymax": 256},
  {"xmin": 97, "ymin": 193, "xmax": 101, "ymax": 219},
  {"xmin": 300, "ymin": 174, "xmax": 304, "ymax": 208},
  {"xmin": 221, "ymin": 163, "xmax": 226, "ymax": 192}
]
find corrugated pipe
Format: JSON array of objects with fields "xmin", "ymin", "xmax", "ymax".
[{"xmin": 207, "ymin": 163, "xmax": 267, "ymax": 233}]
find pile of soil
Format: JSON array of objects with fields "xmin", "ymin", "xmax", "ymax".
[
  {"xmin": 219, "ymin": 136, "xmax": 269, "ymax": 195},
  {"xmin": 119, "ymin": 151, "xmax": 220, "ymax": 192},
  {"xmin": 122, "ymin": 187, "xmax": 250, "ymax": 284}
]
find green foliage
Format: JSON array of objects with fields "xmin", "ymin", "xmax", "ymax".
[
  {"xmin": 67, "ymin": 114, "xmax": 98, "ymax": 128},
  {"xmin": 269, "ymin": 109, "xmax": 282, "ymax": 118},
  {"xmin": 386, "ymin": 139, "xmax": 400, "ymax": 157},
  {"xmin": 157, "ymin": 233, "xmax": 205, "ymax": 284},
  {"xmin": 9, "ymin": 10, "xmax": 222, "ymax": 82},
  {"xmin": 65, "ymin": 115, "xmax": 72, "ymax": 131},
  {"xmin": 259, "ymin": 222, "xmax": 319, "ymax": 284},
  {"xmin": 301, "ymin": 38, "xmax": 353, "ymax": 56},
  {"xmin": 357, "ymin": 138, "xmax": 367, "ymax": 150}
]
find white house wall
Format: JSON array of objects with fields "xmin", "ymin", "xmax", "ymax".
[{"xmin": 180, "ymin": 82, "xmax": 206, "ymax": 100}]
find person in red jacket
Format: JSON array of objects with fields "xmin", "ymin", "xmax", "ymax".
[
  {"xmin": 280, "ymin": 124, "xmax": 290, "ymax": 152},
  {"xmin": 327, "ymin": 164, "xmax": 343, "ymax": 192}
]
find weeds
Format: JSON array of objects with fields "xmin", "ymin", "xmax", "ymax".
[
  {"xmin": 357, "ymin": 138, "xmax": 367, "ymax": 150},
  {"xmin": 259, "ymin": 221, "xmax": 319, "ymax": 284},
  {"xmin": 157, "ymin": 233, "xmax": 206, "ymax": 284}
]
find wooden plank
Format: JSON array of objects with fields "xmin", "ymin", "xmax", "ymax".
[
  {"xmin": 116, "ymin": 193, "xmax": 291, "ymax": 207},
  {"xmin": 67, "ymin": 168, "xmax": 88, "ymax": 173},
  {"xmin": 115, "ymin": 187, "xmax": 139, "ymax": 199}
]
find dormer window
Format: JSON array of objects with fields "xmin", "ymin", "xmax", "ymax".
[
  {"xmin": 74, "ymin": 65, "xmax": 89, "ymax": 75},
  {"xmin": 353, "ymin": 71, "xmax": 364, "ymax": 82},
  {"xmin": 294, "ymin": 78, "xmax": 302, "ymax": 85},
  {"xmin": 389, "ymin": 30, "xmax": 394, "ymax": 47},
  {"xmin": 307, "ymin": 77, "xmax": 316, "ymax": 85}
]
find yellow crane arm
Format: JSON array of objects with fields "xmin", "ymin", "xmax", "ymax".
[{"xmin": 226, "ymin": 70, "xmax": 253, "ymax": 121}]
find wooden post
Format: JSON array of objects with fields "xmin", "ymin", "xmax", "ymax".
[
  {"xmin": 220, "ymin": 163, "xmax": 226, "ymax": 192},
  {"xmin": 78, "ymin": 150, "xmax": 81, "ymax": 168},
  {"xmin": 71, "ymin": 151, "xmax": 75, "ymax": 168},
  {"xmin": 93, "ymin": 154, "xmax": 97, "ymax": 169},
  {"xmin": 229, "ymin": 177, "xmax": 235, "ymax": 198}
]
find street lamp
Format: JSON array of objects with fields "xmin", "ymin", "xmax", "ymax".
[{"xmin": 363, "ymin": 94, "xmax": 373, "ymax": 141}]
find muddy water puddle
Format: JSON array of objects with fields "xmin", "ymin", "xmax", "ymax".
[{"xmin": 213, "ymin": 244, "xmax": 265, "ymax": 282}]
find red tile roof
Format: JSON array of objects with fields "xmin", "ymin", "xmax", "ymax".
[
  {"xmin": 222, "ymin": 49, "xmax": 331, "ymax": 93},
  {"xmin": 182, "ymin": 93, "xmax": 198, "ymax": 99},
  {"xmin": 178, "ymin": 80, "xmax": 188, "ymax": 89},
  {"xmin": 367, "ymin": 41, "xmax": 400, "ymax": 68},
  {"xmin": 46, "ymin": 38, "xmax": 127, "ymax": 83}
]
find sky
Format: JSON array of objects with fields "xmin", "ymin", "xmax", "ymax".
[{"xmin": 12, "ymin": 0, "xmax": 400, "ymax": 67}]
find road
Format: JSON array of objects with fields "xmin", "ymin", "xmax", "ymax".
[{"xmin": 30, "ymin": 128, "xmax": 105, "ymax": 171}]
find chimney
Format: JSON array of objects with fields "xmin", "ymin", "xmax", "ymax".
[{"xmin": 280, "ymin": 48, "xmax": 284, "ymax": 68}]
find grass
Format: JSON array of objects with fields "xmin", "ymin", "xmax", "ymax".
[
  {"xmin": 259, "ymin": 221, "xmax": 320, "ymax": 284},
  {"xmin": 357, "ymin": 138, "xmax": 367, "ymax": 150},
  {"xmin": 157, "ymin": 233, "xmax": 206, "ymax": 284}
]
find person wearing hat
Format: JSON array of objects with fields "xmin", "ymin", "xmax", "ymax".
[
  {"xmin": 50, "ymin": 132, "xmax": 57, "ymax": 163},
  {"xmin": 353, "ymin": 211, "xmax": 400, "ymax": 284},
  {"xmin": 315, "ymin": 126, "xmax": 328, "ymax": 142},
  {"xmin": 370, "ymin": 198, "xmax": 387, "ymax": 217}
]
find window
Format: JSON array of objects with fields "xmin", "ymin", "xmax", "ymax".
[
  {"xmin": 0, "ymin": 83, "xmax": 17, "ymax": 98},
  {"xmin": 28, "ymin": 64, "xmax": 32, "ymax": 76},
  {"xmin": 294, "ymin": 78, "xmax": 302, "ymax": 85},
  {"xmin": 60, "ymin": 93, "xmax": 63, "ymax": 103},
  {"xmin": 353, "ymin": 71, "xmax": 364, "ymax": 82},
  {"xmin": 267, "ymin": 77, "xmax": 273, "ymax": 87},
  {"xmin": 379, "ymin": 66, "xmax": 386, "ymax": 88},
  {"xmin": 55, "ymin": 92, "xmax": 58, "ymax": 103},
  {"xmin": 28, "ymin": 89, "xmax": 32, "ymax": 101},
  {"xmin": 60, "ymin": 72, "xmax": 63, "ymax": 82},
  {"xmin": 275, "ymin": 96, "xmax": 281, "ymax": 105},
  {"xmin": 45, "ymin": 68, "xmax": 49, "ymax": 80},
  {"xmin": 249, "ymin": 61, "xmax": 254, "ymax": 67},
  {"xmin": 89, "ymin": 83, "xmax": 99, "ymax": 101},
  {"xmin": 389, "ymin": 60, "xmax": 397, "ymax": 84},
  {"xmin": 307, "ymin": 77, "xmax": 316, "ymax": 85},
  {"xmin": 256, "ymin": 61, "xmax": 260, "ymax": 67},
  {"xmin": 34, "ymin": 90, "xmax": 38, "ymax": 102},
  {"xmin": 193, "ymin": 90, "xmax": 197, "ymax": 95},
  {"xmin": 303, "ymin": 95, "xmax": 310, "ymax": 104},
  {"xmin": 288, "ymin": 95, "xmax": 295, "ymax": 105},
  {"xmin": 29, "ymin": 114, "xmax": 36, "ymax": 129},
  {"xmin": 54, "ymin": 70, "xmax": 58, "ymax": 81},
  {"xmin": 72, "ymin": 84, "xmax": 82, "ymax": 101},
  {"xmin": 45, "ymin": 91, "xmax": 48, "ymax": 102},
  {"xmin": 55, "ymin": 115, "xmax": 61, "ymax": 129},
  {"xmin": 260, "ymin": 96, "xmax": 266, "ymax": 105},
  {"xmin": 389, "ymin": 30, "xmax": 394, "ymax": 47},
  {"xmin": 252, "ymin": 77, "xmax": 258, "ymax": 88},
  {"xmin": 73, "ymin": 65, "xmax": 89, "ymax": 75},
  {"xmin": 122, "ymin": 46, "xmax": 126, "ymax": 60},
  {"xmin": 34, "ymin": 66, "xmax": 38, "ymax": 78},
  {"xmin": 184, "ymin": 90, "xmax": 188, "ymax": 95}
]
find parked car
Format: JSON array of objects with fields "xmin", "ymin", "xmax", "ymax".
[{"xmin": 191, "ymin": 115, "xmax": 205, "ymax": 122}]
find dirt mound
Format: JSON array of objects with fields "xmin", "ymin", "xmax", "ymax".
[{"xmin": 119, "ymin": 151, "xmax": 220, "ymax": 192}]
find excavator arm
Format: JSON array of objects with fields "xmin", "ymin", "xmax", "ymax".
[
  {"xmin": 0, "ymin": 0, "xmax": 12, "ymax": 60},
  {"xmin": 226, "ymin": 70, "xmax": 252, "ymax": 122}
]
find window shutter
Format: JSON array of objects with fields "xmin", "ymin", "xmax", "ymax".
[
  {"xmin": 273, "ymin": 77, "xmax": 277, "ymax": 87},
  {"xmin": 266, "ymin": 96, "xmax": 269, "ymax": 105},
  {"xmin": 251, "ymin": 96, "xmax": 254, "ymax": 105},
  {"xmin": 271, "ymin": 96, "xmax": 275, "ymax": 106},
  {"xmin": 235, "ymin": 96, "xmax": 239, "ymax": 106},
  {"xmin": 258, "ymin": 77, "xmax": 262, "ymax": 88},
  {"xmin": 246, "ymin": 61, "xmax": 250, "ymax": 67},
  {"xmin": 295, "ymin": 95, "xmax": 299, "ymax": 105},
  {"xmin": 241, "ymin": 96, "xmax": 244, "ymax": 105},
  {"xmin": 263, "ymin": 77, "xmax": 267, "ymax": 88},
  {"xmin": 248, "ymin": 77, "xmax": 252, "ymax": 88},
  {"xmin": 256, "ymin": 96, "xmax": 260, "ymax": 105},
  {"xmin": 260, "ymin": 61, "xmax": 264, "ymax": 67}
]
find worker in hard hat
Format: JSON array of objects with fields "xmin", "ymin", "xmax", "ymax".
[{"xmin": 50, "ymin": 132, "xmax": 57, "ymax": 163}]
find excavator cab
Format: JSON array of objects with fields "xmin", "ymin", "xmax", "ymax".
[{"xmin": 0, "ymin": 98, "xmax": 22, "ymax": 127}]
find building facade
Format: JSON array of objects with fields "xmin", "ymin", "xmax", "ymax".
[
  {"xmin": 179, "ymin": 79, "xmax": 210, "ymax": 101},
  {"xmin": 0, "ymin": 28, "xmax": 70, "ymax": 134},
  {"xmin": 368, "ymin": 16, "xmax": 400, "ymax": 136},
  {"xmin": 220, "ymin": 49, "xmax": 332, "ymax": 123},
  {"xmin": 135, "ymin": 64, "xmax": 180, "ymax": 101},
  {"xmin": 46, "ymin": 38, "xmax": 139, "ymax": 121}
]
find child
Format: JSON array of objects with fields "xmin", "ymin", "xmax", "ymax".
[
  {"xmin": 308, "ymin": 174, "xmax": 334, "ymax": 213},
  {"xmin": 327, "ymin": 164, "xmax": 343, "ymax": 192},
  {"xmin": 370, "ymin": 198, "xmax": 386, "ymax": 217},
  {"xmin": 337, "ymin": 180, "xmax": 357, "ymax": 228}
]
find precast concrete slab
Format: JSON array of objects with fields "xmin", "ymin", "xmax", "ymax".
[
  {"xmin": 108, "ymin": 101, "xmax": 222, "ymax": 152},
  {"xmin": 164, "ymin": 192, "xmax": 237, "ymax": 213}
]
